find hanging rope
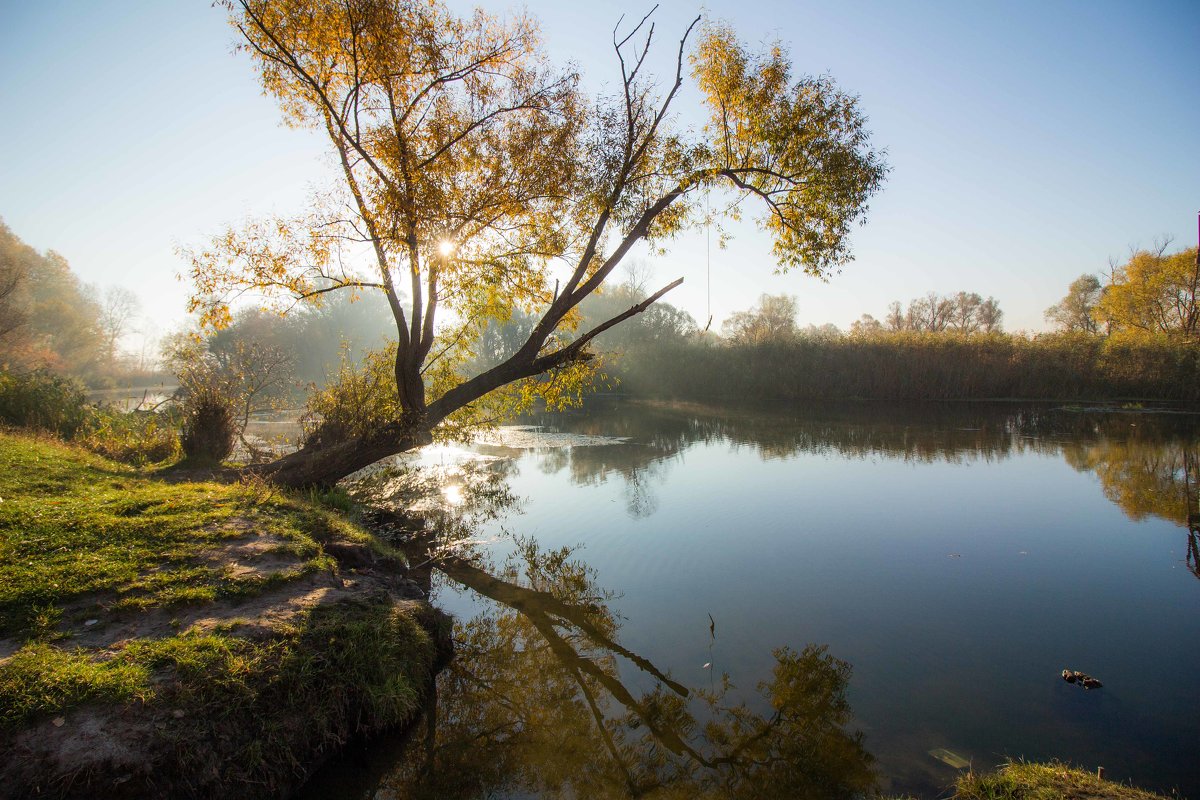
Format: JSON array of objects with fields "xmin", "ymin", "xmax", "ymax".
[{"xmin": 703, "ymin": 188, "xmax": 713, "ymax": 333}]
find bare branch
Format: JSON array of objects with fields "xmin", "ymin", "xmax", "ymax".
[{"xmin": 536, "ymin": 277, "xmax": 684, "ymax": 368}]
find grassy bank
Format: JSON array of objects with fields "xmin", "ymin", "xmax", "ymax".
[
  {"xmin": 0, "ymin": 431, "xmax": 448, "ymax": 799},
  {"xmin": 611, "ymin": 332, "xmax": 1200, "ymax": 403},
  {"xmin": 954, "ymin": 761, "xmax": 1173, "ymax": 799}
]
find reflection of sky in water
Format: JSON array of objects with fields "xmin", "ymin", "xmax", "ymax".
[
  {"xmin": 397, "ymin": 402, "xmax": 1200, "ymax": 798},
  {"xmin": 476, "ymin": 425, "xmax": 629, "ymax": 449}
]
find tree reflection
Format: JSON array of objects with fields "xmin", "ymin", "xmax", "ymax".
[
  {"xmin": 508, "ymin": 402, "xmax": 1032, "ymax": 520},
  {"xmin": 364, "ymin": 404, "xmax": 1200, "ymax": 585},
  {"xmin": 530, "ymin": 399, "xmax": 1074, "ymax": 471},
  {"xmin": 381, "ymin": 404, "xmax": 1200, "ymax": 583},
  {"xmin": 321, "ymin": 402, "xmax": 1200, "ymax": 798},
  {"xmin": 1063, "ymin": 436, "xmax": 1200, "ymax": 580},
  {"xmin": 1065, "ymin": 440, "xmax": 1193, "ymax": 525},
  {"xmin": 1189, "ymin": 524, "xmax": 1200, "ymax": 580},
  {"xmin": 372, "ymin": 516, "xmax": 876, "ymax": 799}
]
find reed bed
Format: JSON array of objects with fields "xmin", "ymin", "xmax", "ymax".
[{"xmin": 611, "ymin": 332, "xmax": 1200, "ymax": 403}]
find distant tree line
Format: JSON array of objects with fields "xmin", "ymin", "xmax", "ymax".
[
  {"xmin": 184, "ymin": 293, "xmax": 398, "ymax": 393},
  {"xmin": 851, "ymin": 291, "xmax": 1003, "ymax": 335},
  {"xmin": 6, "ymin": 211, "xmax": 1197, "ymax": 414},
  {"xmin": 0, "ymin": 220, "xmax": 144, "ymax": 384},
  {"xmin": 1045, "ymin": 241, "xmax": 1200, "ymax": 338},
  {"xmin": 611, "ymin": 332, "xmax": 1200, "ymax": 403},
  {"xmin": 566, "ymin": 265, "xmax": 1197, "ymax": 402},
  {"xmin": 1, "ymin": 213, "xmax": 401, "ymax": 392}
]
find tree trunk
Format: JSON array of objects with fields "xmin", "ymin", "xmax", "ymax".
[
  {"xmin": 242, "ymin": 278, "xmax": 683, "ymax": 490},
  {"xmin": 246, "ymin": 425, "xmax": 432, "ymax": 490}
]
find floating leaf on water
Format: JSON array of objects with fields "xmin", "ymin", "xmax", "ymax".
[
  {"xmin": 83, "ymin": 619, "xmax": 99, "ymax": 627},
  {"xmin": 947, "ymin": 553, "xmax": 962, "ymax": 559},
  {"xmin": 928, "ymin": 748, "xmax": 970, "ymax": 769},
  {"xmin": 702, "ymin": 662, "xmax": 711, "ymax": 669},
  {"xmin": 51, "ymin": 717, "xmax": 65, "ymax": 728}
]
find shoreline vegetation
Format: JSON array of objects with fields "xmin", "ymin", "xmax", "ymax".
[
  {"xmin": 952, "ymin": 761, "xmax": 1174, "ymax": 800},
  {"xmin": 603, "ymin": 331, "xmax": 1200, "ymax": 405},
  {"xmin": 0, "ymin": 431, "xmax": 450, "ymax": 799}
]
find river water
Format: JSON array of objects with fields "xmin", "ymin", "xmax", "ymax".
[{"xmin": 301, "ymin": 399, "xmax": 1200, "ymax": 799}]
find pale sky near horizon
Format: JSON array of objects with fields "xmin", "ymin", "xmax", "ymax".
[{"xmin": 1, "ymin": 0, "xmax": 1197, "ymax": 350}]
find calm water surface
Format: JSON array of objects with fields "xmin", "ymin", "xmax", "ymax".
[{"xmin": 302, "ymin": 400, "xmax": 1200, "ymax": 799}]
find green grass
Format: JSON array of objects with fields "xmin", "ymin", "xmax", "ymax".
[
  {"xmin": 0, "ymin": 431, "xmax": 444, "ymax": 797},
  {"xmin": 955, "ymin": 761, "xmax": 1172, "ymax": 799},
  {"xmin": 0, "ymin": 431, "xmax": 399, "ymax": 634},
  {"xmin": 0, "ymin": 602, "xmax": 439, "ymax": 790},
  {"xmin": 0, "ymin": 643, "xmax": 152, "ymax": 726}
]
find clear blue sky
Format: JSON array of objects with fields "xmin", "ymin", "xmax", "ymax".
[{"xmin": 1, "ymin": 0, "xmax": 1197, "ymax": 345}]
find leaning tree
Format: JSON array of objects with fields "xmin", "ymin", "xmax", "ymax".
[{"xmin": 189, "ymin": 0, "xmax": 887, "ymax": 487}]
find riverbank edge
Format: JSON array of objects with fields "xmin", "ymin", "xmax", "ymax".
[
  {"xmin": 0, "ymin": 431, "xmax": 453, "ymax": 799},
  {"xmin": 952, "ymin": 760, "xmax": 1175, "ymax": 799}
]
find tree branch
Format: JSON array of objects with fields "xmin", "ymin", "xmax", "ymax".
[
  {"xmin": 426, "ymin": 278, "xmax": 682, "ymax": 423},
  {"xmin": 534, "ymin": 277, "xmax": 683, "ymax": 370}
]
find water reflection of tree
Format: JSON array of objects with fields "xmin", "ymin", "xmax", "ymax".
[
  {"xmin": 1064, "ymin": 440, "xmax": 1193, "ymax": 524},
  {"xmin": 1063, "ymin": 435, "xmax": 1200, "ymax": 579},
  {"xmin": 511, "ymin": 425, "xmax": 694, "ymax": 519},
  {"xmin": 338, "ymin": 404, "xmax": 1200, "ymax": 797},
  {"xmin": 524, "ymin": 401, "xmax": 1200, "ymax": 523},
  {"xmin": 512, "ymin": 441, "xmax": 671, "ymax": 518},
  {"xmin": 377, "ymin": 523, "xmax": 876, "ymax": 799}
]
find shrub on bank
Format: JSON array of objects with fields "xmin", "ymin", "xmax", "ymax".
[
  {"xmin": 0, "ymin": 369, "xmax": 180, "ymax": 465},
  {"xmin": 0, "ymin": 370, "xmax": 93, "ymax": 437},
  {"xmin": 180, "ymin": 383, "xmax": 237, "ymax": 464}
]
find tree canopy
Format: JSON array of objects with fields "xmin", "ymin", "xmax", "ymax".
[
  {"xmin": 851, "ymin": 291, "xmax": 1002, "ymax": 335},
  {"xmin": 722, "ymin": 294, "xmax": 799, "ymax": 344},
  {"xmin": 0, "ymin": 221, "xmax": 105, "ymax": 379},
  {"xmin": 190, "ymin": 0, "xmax": 887, "ymax": 487},
  {"xmin": 1045, "ymin": 273, "xmax": 1102, "ymax": 334},
  {"xmin": 1094, "ymin": 245, "xmax": 1200, "ymax": 337}
]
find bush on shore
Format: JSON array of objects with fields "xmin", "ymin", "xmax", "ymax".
[
  {"xmin": 0, "ymin": 369, "xmax": 180, "ymax": 466},
  {"xmin": 179, "ymin": 383, "xmax": 237, "ymax": 464}
]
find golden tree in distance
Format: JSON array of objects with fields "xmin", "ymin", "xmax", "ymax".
[
  {"xmin": 1095, "ymin": 243, "xmax": 1200, "ymax": 337},
  {"xmin": 189, "ymin": 0, "xmax": 887, "ymax": 487}
]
